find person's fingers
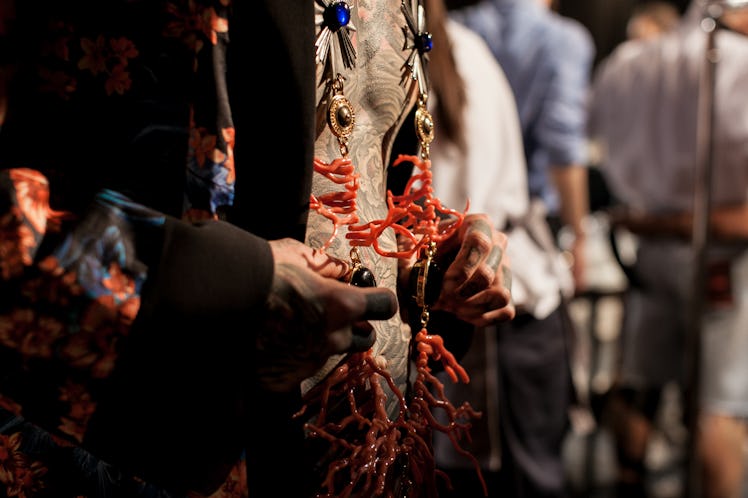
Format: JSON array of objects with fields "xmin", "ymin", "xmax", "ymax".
[
  {"xmin": 323, "ymin": 280, "xmax": 398, "ymax": 333},
  {"xmin": 257, "ymin": 265, "xmax": 395, "ymax": 390},
  {"xmin": 311, "ymin": 248, "xmax": 351, "ymax": 280},
  {"xmin": 440, "ymin": 216, "xmax": 504, "ymax": 298},
  {"xmin": 322, "ymin": 282, "xmax": 396, "ymax": 354},
  {"xmin": 501, "ymin": 256, "xmax": 513, "ymax": 301},
  {"xmin": 432, "ymin": 214, "xmax": 469, "ymax": 256},
  {"xmin": 269, "ymin": 238, "xmax": 350, "ymax": 280},
  {"xmin": 471, "ymin": 293, "xmax": 515, "ymax": 325},
  {"xmin": 325, "ymin": 322, "xmax": 376, "ymax": 355},
  {"xmin": 434, "ymin": 251, "xmax": 515, "ymax": 325},
  {"xmin": 443, "ymin": 283, "xmax": 513, "ymax": 325},
  {"xmin": 349, "ymin": 322, "xmax": 376, "ymax": 352},
  {"xmin": 481, "ymin": 301, "xmax": 516, "ymax": 325}
]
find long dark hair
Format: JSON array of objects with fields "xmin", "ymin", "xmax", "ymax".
[{"xmin": 424, "ymin": 0, "xmax": 467, "ymax": 153}]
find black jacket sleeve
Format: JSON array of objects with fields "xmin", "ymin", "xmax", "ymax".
[{"xmin": 85, "ymin": 216, "xmax": 274, "ymax": 495}]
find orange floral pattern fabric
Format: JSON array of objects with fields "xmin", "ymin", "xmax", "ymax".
[{"xmin": 0, "ymin": 0, "xmax": 248, "ymax": 495}]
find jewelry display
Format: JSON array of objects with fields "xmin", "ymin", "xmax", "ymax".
[
  {"xmin": 315, "ymin": 0, "xmax": 357, "ymax": 72},
  {"xmin": 300, "ymin": 1, "xmax": 484, "ymax": 495},
  {"xmin": 401, "ymin": 0, "xmax": 432, "ymax": 95},
  {"xmin": 309, "ymin": 74, "xmax": 360, "ymax": 250}
]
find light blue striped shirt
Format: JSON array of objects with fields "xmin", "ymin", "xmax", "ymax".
[{"xmin": 451, "ymin": 0, "xmax": 595, "ymax": 214}]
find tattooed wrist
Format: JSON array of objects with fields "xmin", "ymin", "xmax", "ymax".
[{"xmin": 256, "ymin": 264, "xmax": 328, "ymax": 391}]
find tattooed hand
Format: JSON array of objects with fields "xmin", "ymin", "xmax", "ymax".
[
  {"xmin": 256, "ymin": 238, "xmax": 398, "ymax": 392},
  {"xmin": 431, "ymin": 214, "xmax": 514, "ymax": 326}
]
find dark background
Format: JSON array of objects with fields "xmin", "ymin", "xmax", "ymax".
[{"xmin": 559, "ymin": 0, "xmax": 691, "ymax": 67}]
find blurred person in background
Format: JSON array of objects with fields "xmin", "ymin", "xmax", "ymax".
[
  {"xmin": 626, "ymin": 0, "xmax": 682, "ymax": 40},
  {"xmin": 413, "ymin": 0, "xmax": 591, "ymax": 496},
  {"xmin": 588, "ymin": 1, "xmax": 748, "ymax": 497},
  {"xmin": 450, "ymin": 0, "xmax": 595, "ymax": 294}
]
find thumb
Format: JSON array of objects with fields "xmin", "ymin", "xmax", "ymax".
[
  {"xmin": 324, "ymin": 282, "xmax": 398, "ymax": 331},
  {"xmin": 323, "ymin": 283, "xmax": 397, "ymax": 354}
]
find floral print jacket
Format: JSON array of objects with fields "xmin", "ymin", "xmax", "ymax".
[{"xmin": 0, "ymin": 1, "xmax": 270, "ymax": 497}]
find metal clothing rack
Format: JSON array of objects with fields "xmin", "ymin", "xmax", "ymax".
[{"xmin": 685, "ymin": 2, "xmax": 748, "ymax": 496}]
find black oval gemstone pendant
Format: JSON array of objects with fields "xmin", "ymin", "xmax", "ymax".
[
  {"xmin": 409, "ymin": 256, "xmax": 443, "ymax": 308},
  {"xmin": 349, "ymin": 265, "xmax": 376, "ymax": 287}
]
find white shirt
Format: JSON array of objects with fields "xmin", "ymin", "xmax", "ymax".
[
  {"xmin": 588, "ymin": 2, "xmax": 748, "ymax": 213},
  {"xmin": 430, "ymin": 19, "xmax": 573, "ymax": 319}
]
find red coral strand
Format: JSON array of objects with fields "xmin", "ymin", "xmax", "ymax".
[
  {"xmin": 346, "ymin": 154, "xmax": 465, "ymax": 259},
  {"xmin": 295, "ymin": 330, "xmax": 486, "ymax": 498},
  {"xmin": 309, "ymin": 156, "xmax": 361, "ymax": 250},
  {"xmin": 305, "ymin": 149, "xmax": 480, "ymax": 497}
]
